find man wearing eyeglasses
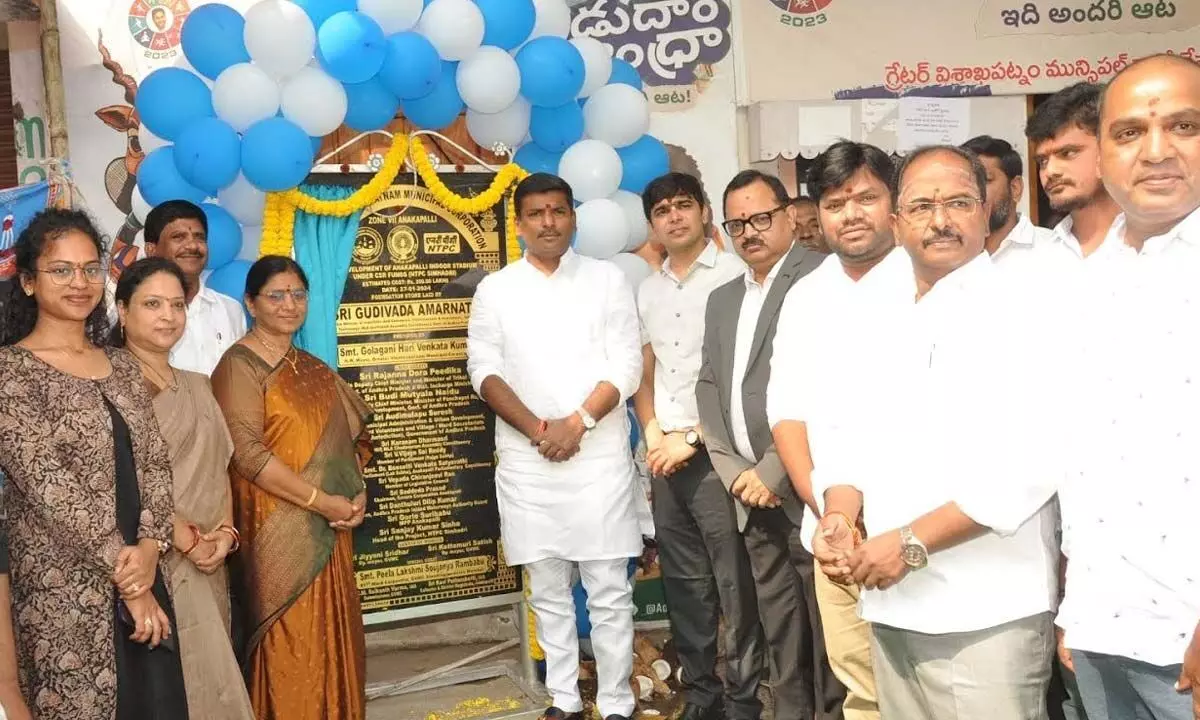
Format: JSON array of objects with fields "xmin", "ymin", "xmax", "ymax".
[
  {"xmin": 631, "ymin": 172, "xmax": 762, "ymax": 720},
  {"xmin": 112, "ymin": 200, "xmax": 245, "ymax": 375},
  {"xmin": 695, "ymin": 170, "xmax": 832, "ymax": 720},
  {"xmin": 809, "ymin": 145, "xmax": 1061, "ymax": 719}
]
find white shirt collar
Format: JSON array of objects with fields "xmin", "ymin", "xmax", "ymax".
[
  {"xmin": 660, "ymin": 240, "xmax": 720, "ymax": 283},
  {"xmin": 743, "ymin": 243, "xmax": 792, "ymax": 289},
  {"xmin": 1108, "ymin": 204, "xmax": 1200, "ymax": 256},
  {"xmin": 920, "ymin": 251, "xmax": 993, "ymax": 304},
  {"xmin": 994, "ymin": 214, "xmax": 1037, "ymax": 255},
  {"xmin": 522, "ymin": 247, "xmax": 579, "ymax": 276}
]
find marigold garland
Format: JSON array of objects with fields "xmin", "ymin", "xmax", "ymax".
[{"xmin": 260, "ymin": 134, "xmax": 528, "ymax": 261}]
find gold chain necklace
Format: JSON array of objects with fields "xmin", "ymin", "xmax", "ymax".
[
  {"xmin": 129, "ymin": 349, "xmax": 177, "ymax": 391},
  {"xmin": 255, "ymin": 331, "xmax": 298, "ymax": 373}
]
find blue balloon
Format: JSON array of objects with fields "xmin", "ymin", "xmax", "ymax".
[
  {"xmin": 316, "ymin": 11, "xmax": 387, "ymax": 84},
  {"xmin": 529, "ymin": 102, "xmax": 583, "ymax": 153},
  {"xmin": 206, "ymin": 258, "xmax": 253, "ymax": 304},
  {"xmin": 137, "ymin": 146, "xmax": 207, "ymax": 206},
  {"xmin": 135, "ymin": 68, "xmax": 214, "ymax": 142},
  {"xmin": 476, "ymin": 0, "xmax": 535, "ymax": 51},
  {"xmin": 401, "ymin": 61, "xmax": 463, "ymax": 130},
  {"xmin": 201, "ymin": 203, "xmax": 243, "ymax": 270},
  {"xmin": 609, "ymin": 58, "xmax": 643, "ymax": 91},
  {"xmin": 343, "ymin": 77, "xmax": 400, "ymax": 132},
  {"xmin": 378, "ymin": 32, "xmax": 441, "ymax": 101},
  {"xmin": 618, "ymin": 135, "xmax": 670, "ymax": 194},
  {"xmin": 241, "ymin": 118, "xmax": 314, "ymax": 191},
  {"xmin": 516, "ymin": 37, "xmax": 585, "ymax": 108},
  {"xmin": 173, "ymin": 117, "xmax": 241, "ymax": 194},
  {"xmin": 181, "ymin": 4, "xmax": 249, "ymax": 80},
  {"xmin": 292, "ymin": 0, "xmax": 354, "ymax": 31},
  {"xmin": 513, "ymin": 143, "xmax": 563, "ymax": 175}
]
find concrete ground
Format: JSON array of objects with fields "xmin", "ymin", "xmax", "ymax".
[
  {"xmin": 364, "ymin": 641, "xmax": 775, "ymax": 720},
  {"xmin": 366, "ymin": 644, "xmax": 544, "ymax": 720}
]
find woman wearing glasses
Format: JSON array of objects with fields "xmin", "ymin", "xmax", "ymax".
[
  {"xmin": 0, "ymin": 209, "xmax": 188, "ymax": 719},
  {"xmin": 110, "ymin": 257, "xmax": 256, "ymax": 720},
  {"xmin": 211, "ymin": 255, "xmax": 372, "ymax": 720}
]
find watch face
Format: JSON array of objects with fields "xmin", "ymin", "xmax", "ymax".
[{"xmin": 901, "ymin": 544, "xmax": 928, "ymax": 569}]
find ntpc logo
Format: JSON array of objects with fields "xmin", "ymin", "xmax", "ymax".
[{"xmin": 770, "ymin": 0, "xmax": 834, "ymax": 28}]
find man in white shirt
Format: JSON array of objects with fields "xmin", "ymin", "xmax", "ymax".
[
  {"xmin": 812, "ymin": 145, "xmax": 1060, "ymax": 719},
  {"xmin": 695, "ymin": 170, "xmax": 836, "ymax": 720},
  {"xmin": 770, "ymin": 141, "xmax": 907, "ymax": 720},
  {"xmin": 631, "ymin": 172, "xmax": 763, "ymax": 720},
  {"xmin": 1056, "ymin": 54, "xmax": 1200, "ymax": 720},
  {"xmin": 141, "ymin": 200, "xmax": 245, "ymax": 374},
  {"xmin": 466, "ymin": 173, "xmax": 644, "ymax": 720},
  {"xmin": 961, "ymin": 135, "xmax": 1055, "ymax": 262},
  {"xmin": 1025, "ymin": 82, "xmax": 1123, "ymax": 263}
]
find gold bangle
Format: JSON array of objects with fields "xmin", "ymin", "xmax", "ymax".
[{"xmin": 304, "ymin": 487, "xmax": 319, "ymax": 508}]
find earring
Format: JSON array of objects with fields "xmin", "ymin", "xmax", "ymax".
[{"xmin": 120, "ymin": 324, "xmax": 125, "ymax": 340}]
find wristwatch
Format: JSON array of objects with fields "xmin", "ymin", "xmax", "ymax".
[
  {"xmin": 577, "ymin": 407, "xmax": 597, "ymax": 431},
  {"xmin": 899, "ymin": 526, "xmax": 928, "ymax": 570},
  {"xmin": 684, "ymin": 429, "xmax": 703, "ymax": 448}
]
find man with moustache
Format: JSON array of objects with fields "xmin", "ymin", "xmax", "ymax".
[
  {"xmin": 135, "ymin": 200, "xmax": 245, "ymax": 375},
  {"xmin": 769, "ymin": 141, "xmax": 909, "ymax": 720},
  {"xmin": 792, "ymin": 195, "xmax": 830, "ymax": 253},
  {"xmin": 1055, "ymin": 54, "xmax": 1200, "ymax": 720},
  {"xmin": 961, "ymin": 135, "xmax": 1054, "ymax": 261},
  {"xmin": 1026, "ymin": 83, "xmax": 1123, "ymax": 261},
  {"xmin": 811, "ymin": 145, "xmax": 1060, "ymax": 719},
  {"xmin": 467, "ymin": 173, "xmax": 644, "ymax": 720},
  {"xmin": 695, "ymin": 170, "xmax": 838, "ymax": 720},
  {"xmin": 632, "ymin": 172, "xmax": 763, "ymax": 720}
]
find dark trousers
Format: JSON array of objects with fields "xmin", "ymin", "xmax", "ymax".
[
  {"xmin": 652, "ymin": 452, "xmax": 764, "ymax": 718},
  {"xmin": 744, "ymin": 507, "xmax": 846, "ymax": 720}
]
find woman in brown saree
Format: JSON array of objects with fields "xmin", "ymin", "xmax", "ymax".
[
  {"xmin": 211, "ymin": 255, "xmax": 371, "ymax": 720},
  {"xmin": 111, "ymin": 257, "xmax": 256, "ymax": 720}
]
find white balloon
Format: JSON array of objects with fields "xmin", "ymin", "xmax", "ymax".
[
  {"xmin": 529, "ymin": 0, "xmax": 571, "ymax": 41},
  {"xmin": 584, "ymin": 83, "xmax": 650, "ymax": 148},
  {"xmin": 243, "ymin": 0, "xmax": 316, "ymax": 79},
  {"xmin": 140, "ymin": 126, "xmax": 169, "ymax": 155},
  {"xmin": 608, "ymin": 252, "xmax": 653, "ymax": 288},
  {"xmin": 418, "ymin": 0, "xmax": 485, "ymax": 61},
  {"xmin": 357, "ymin": 0, "xmax": 424, "ymax": 34},
  {"xmin": 611, "ymin": 190, "xmax": 649, "ymax": 251},
  {"xmin": 574, "ymin": 198, "xmax": 629, "ymax": 260},
  {"xmin": 457, "ymin": 47, "xmax": 521, "ymax": 115},
  {"xmin": 240, "ymin": 225, "xmax": 264, "ymax": 262},
  {"xmin": 217, "ymin": 173, "xmax": 268, "ymax": 227},
  {"xmin": 571, "ymin": 37, "xmax": 612, "ymax": 98},
  {"xmin": 281, "ymin": 66, "xmax": 348, "ymax": 137},
  {"xmin": 466, "ymin": 97, "xmax": 532, "ymax": 153},
  {"xmin": 130, "ymin": 186, "xmax": 152, "ymax": 224},
  {"xmin": 558, "ymin": 139, "xmax": 622, "ymax": 202},
  {"xmin": 213, "ymin": 63, "xmax": 281, "ymax": 133}
]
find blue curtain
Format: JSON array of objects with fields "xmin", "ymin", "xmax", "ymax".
[{"xmin": 291, "ymin": 185, "xmax": 361, "ymax": 368}]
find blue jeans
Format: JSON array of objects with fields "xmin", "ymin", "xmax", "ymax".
[{"xmin": 1072, "ymin": 650, "xmax": 1192, "ymax": 720}]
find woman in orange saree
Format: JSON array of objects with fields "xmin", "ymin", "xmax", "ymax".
[{"xmin": 210, "ymin": 256, "xmax": 372, "ymax": 720}]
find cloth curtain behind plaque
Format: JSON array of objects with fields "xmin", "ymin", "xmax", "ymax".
[
  {"xmin": 211, "ymin": 344, "xmax": 373, "ymax": 720},
  {"xmin": 292, "ymin": 184, "xmax": 362, "ymax": 368},
  {"xmin": 150, "ymin": 370, "xmax": 256, "ymax": 720}
]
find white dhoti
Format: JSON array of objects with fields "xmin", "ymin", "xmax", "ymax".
[{"xmin": 526, "ymin": 557, "xmax": 636, "ymax": 717}]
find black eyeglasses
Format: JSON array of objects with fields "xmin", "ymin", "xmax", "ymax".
[{"xmin": 722, "ymin": 205, "xmax": 787, "ymax": 238}]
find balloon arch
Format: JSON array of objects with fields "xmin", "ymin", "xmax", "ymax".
[{"xmin": 132, "ymin": 0, "xmax": 669, "ymax": 298}]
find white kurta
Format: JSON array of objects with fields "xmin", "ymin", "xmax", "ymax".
[{"xmin": 467, "ymin": 249, "xmax": 644, "ymax": 566}]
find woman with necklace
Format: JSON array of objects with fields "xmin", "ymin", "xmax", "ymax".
[
  {"xmin": 211, "ymin": 255, "xmax": 372, "ymax": 720},
  {"xmin": 0, "ymin": 209, "xmax": 188, "ymax": 719},
  {"xmin": 111, "ymin": 257, "xmax": 255, "ymax": 720}
]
